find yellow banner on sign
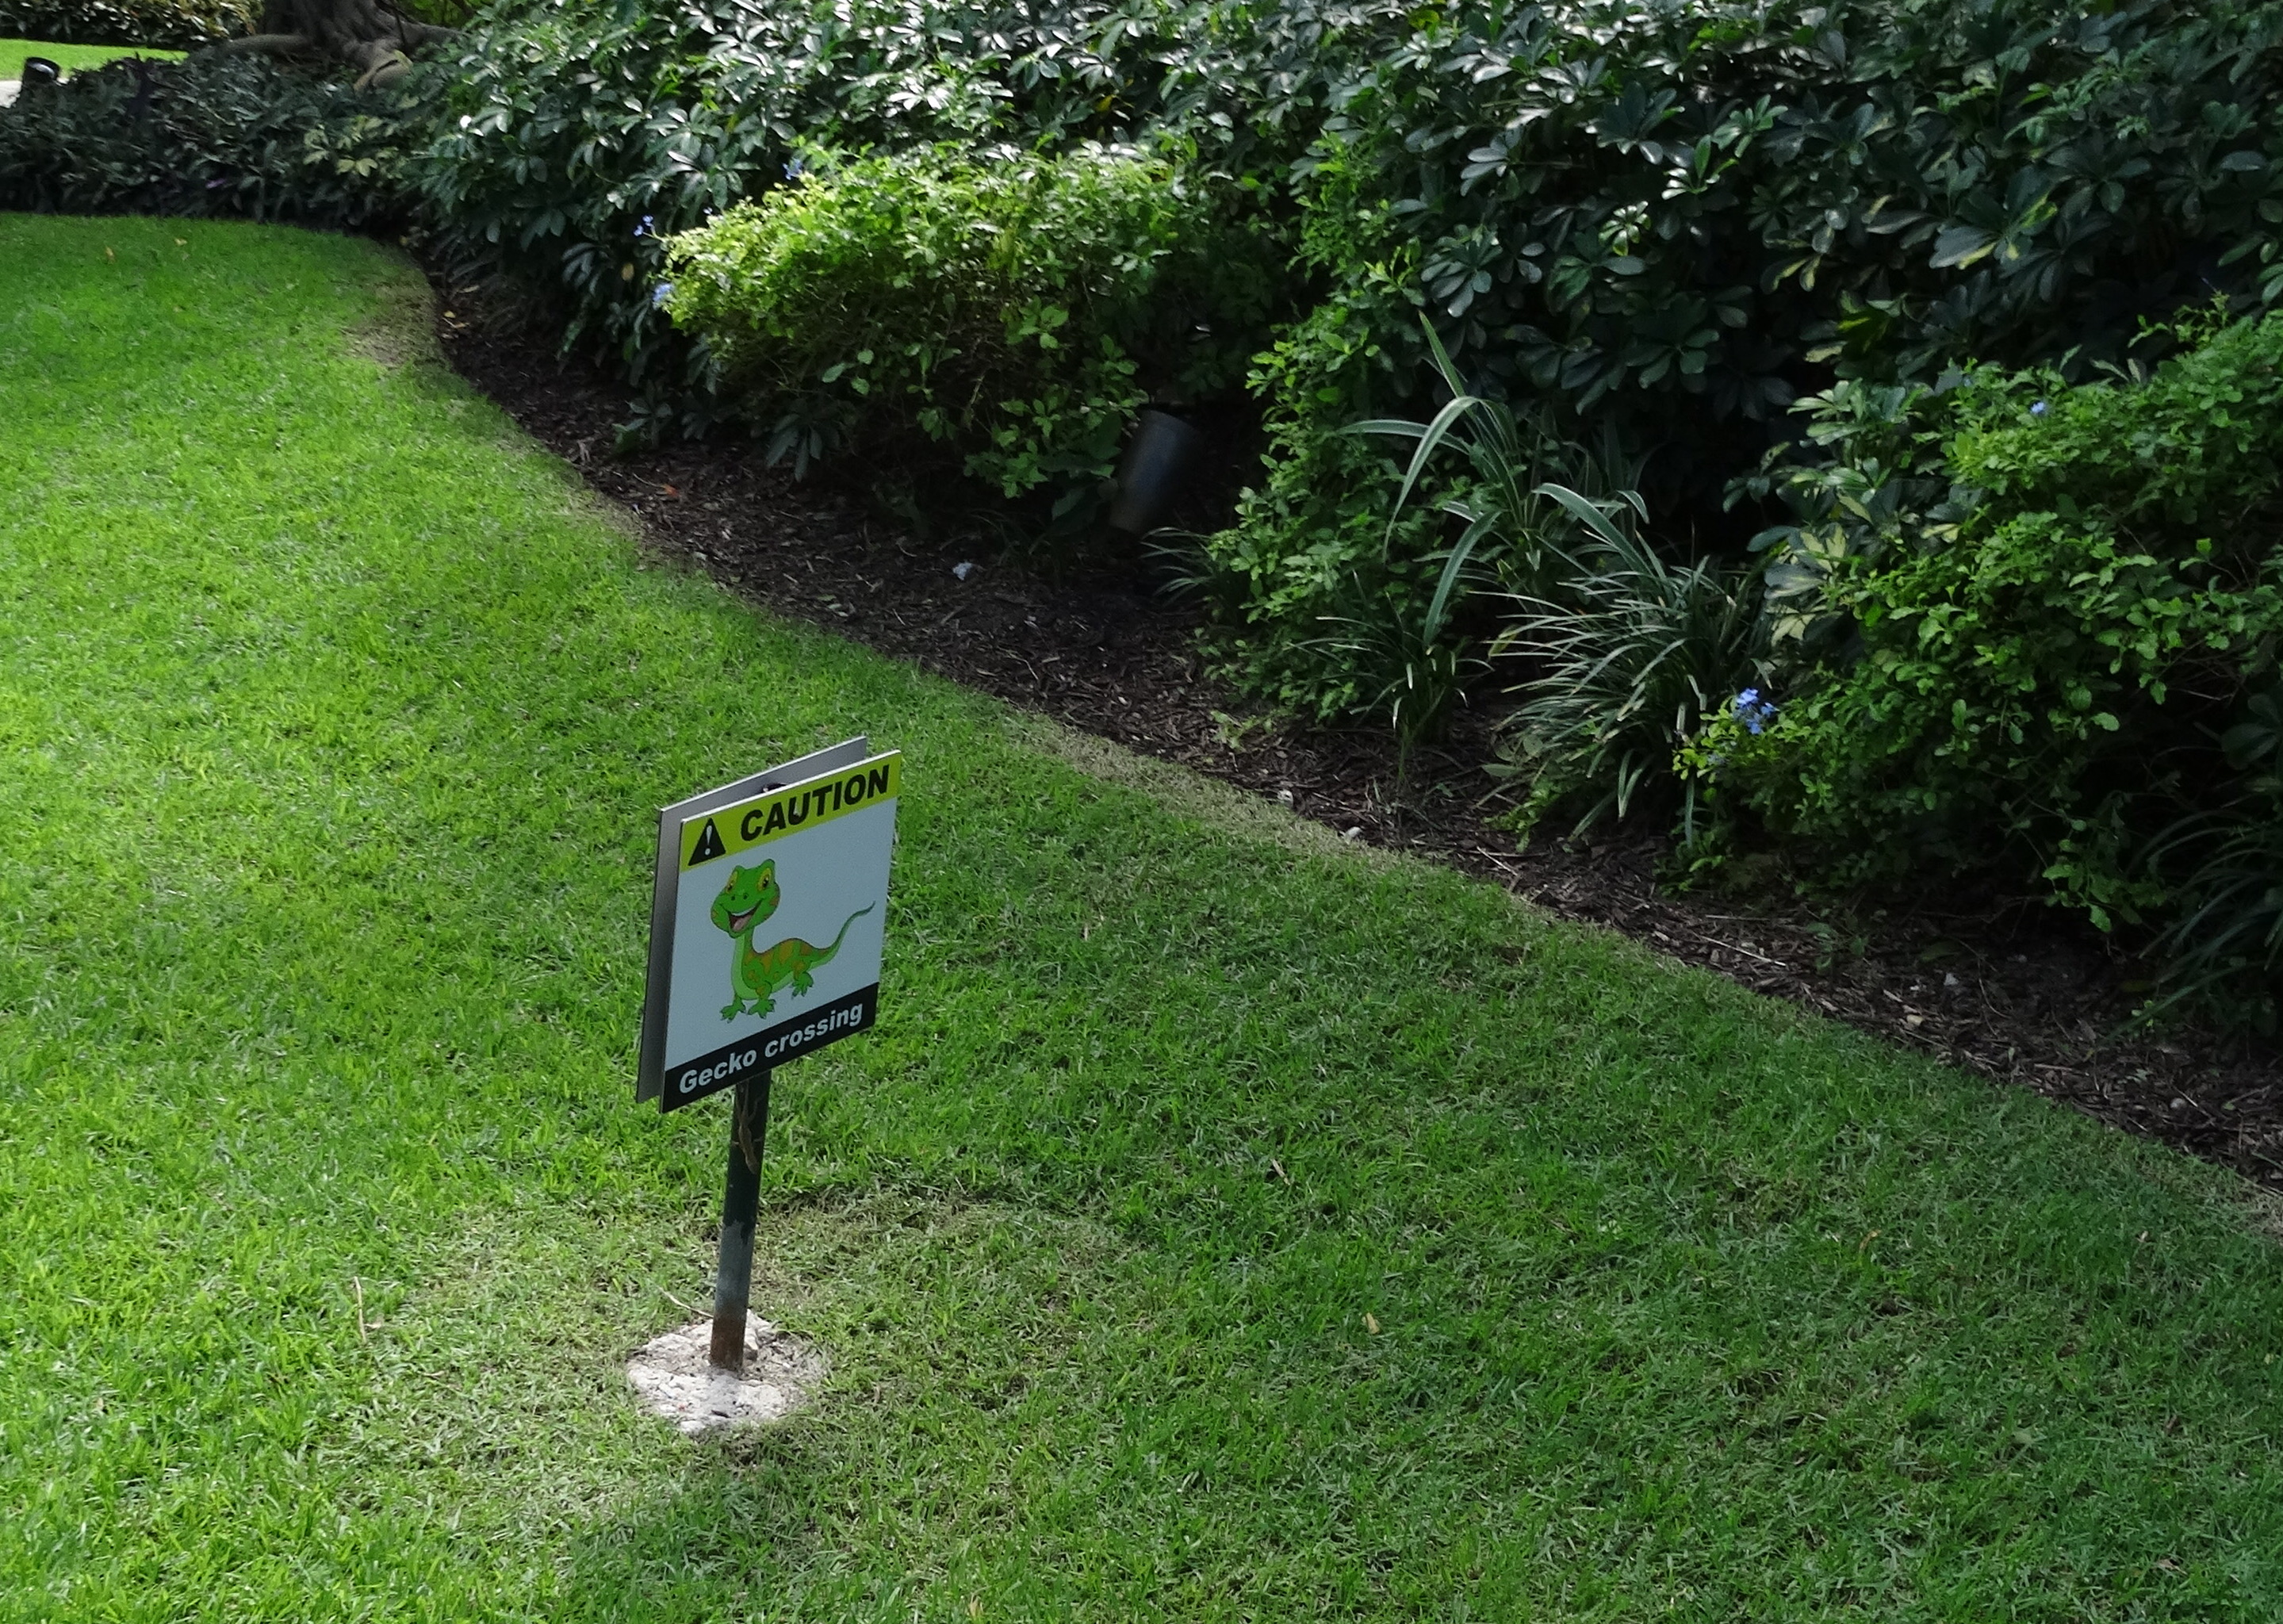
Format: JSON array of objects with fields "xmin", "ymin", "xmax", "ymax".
[{"xmin": 680, "ymin": 752, "xmax": 900, "ymax": 870}]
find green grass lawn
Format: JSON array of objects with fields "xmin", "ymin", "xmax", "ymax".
[
  {"xmin": 4, "ymin": 213, "xmax": 2282, "ymax": 1622},
  {"xmin": 0, "ymin": 39, "xmax": 182, "ymax": 79}
]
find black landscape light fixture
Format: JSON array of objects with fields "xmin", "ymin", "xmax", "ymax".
[{"xmin": 1109, "ymin": 408, "xmax": 1204, "ymax": 534}]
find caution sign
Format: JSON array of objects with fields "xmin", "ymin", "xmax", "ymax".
[{"xmin": 637, "ymin": 738, "xmax": 898, "ymax": 1111}]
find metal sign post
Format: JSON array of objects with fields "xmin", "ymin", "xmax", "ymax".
[
  {"xmin": 638, "ymin": 737, "xmax": 899, "ymax": 1373},
  {"xmin": 710, "ymin": 1071, "xmax": 771, "ymax": 1368}
]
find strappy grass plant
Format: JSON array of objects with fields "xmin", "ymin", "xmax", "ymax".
[
  {"xmin": 1335, "ymin": 316, "xmax": 1759, "ymax": 827},
  {"xmin": 1492, "ymin": 486, "xmax": 1768, "ymax": 841},
  {"xmin": 1327, "ymin": 318, "xmax": 1620, "ymax": 779},
  {"xmin": 2139, "ymin": 688, "xmax": 2283, "ymax": 1028}
]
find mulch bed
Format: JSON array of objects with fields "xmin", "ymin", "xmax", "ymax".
[{"xmin": 434, "ymin": 293, "xmax": 2283, "ymax": 1192}]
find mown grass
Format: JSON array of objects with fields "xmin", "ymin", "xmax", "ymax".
[
  {"xmin": 3, "ymin": 212, "xmax": 2281, "ymax": 1622},
  {"xmin": 0, "ymin": 40, "xmax": 182, "ymax": 80}
]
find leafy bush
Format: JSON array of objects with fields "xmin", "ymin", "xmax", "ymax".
[
  {"xmin": 1193, "ymin": 0, "xmax": 2283, "ymax": 715},
  {"xmin": 410, "ymin": 0, "xmax": 1194, "ymax": 431},
  {"xmin": 0, "ymin": 52, "xmax": 423, "ymax": 228},
  {"xmin": 37, "ymin": 0, "xmax": 2283, "ymax": 500},
  {"xmin": 1723, "ymin": 308, "xmax": 2283, "ymax": 942},
  {"xmin": 661, "ymin": 145, "xmax": 1277, "ymax": 500},
  {"xmin": 407, "ymin": 0, "xmax": 2283, "ymax": 725},
  {"xmin": 0, "ymin": 0, "xmax": 251, "ymax": 50}
]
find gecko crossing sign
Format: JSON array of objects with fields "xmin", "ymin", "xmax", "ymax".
[
  {"xmin": 636, "ymin": 737, "xmax": 899, "ymax": 1375},
  {"xmin": 638, "ymin": 737, "xmax": 899, "ymax": 1111}
]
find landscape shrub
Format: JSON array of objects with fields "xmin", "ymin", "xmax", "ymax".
[
  {"xmin": 0, "ymin": 0, "xmax": 252, "ymax": 49},
  {"xmin": 0, "ymin": 52, "xmax": 423, "ymax": 227},
  {"xmin": 24, "ymin": 0, "xmax": 2283, "ymax": 540},
  {"xmin": 377, "ymin": 0, "xmax": 2283, "ymax": 523},
  {"xmin": 661, "ymin": 145, "xmax": 1279, "ymax": 503},
  {"xmin": 1192, "ymin": 0, "xmax": 2283, "ymax": 716},
  {"xmin": 1712, "ymin": 308, "xmax": 2283, "ymax": 982},
  {"xmin": 410, "ymin": 0, "xmax": 1187, "ymax": 434}
]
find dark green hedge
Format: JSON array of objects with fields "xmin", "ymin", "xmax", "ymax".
[
  {"xmin": 0, "ymin": 0, "xmax": 251, "ymax": 49},
  {"xmin": 0, "ymin": 54, "xmax": 420, "ymax": 228}
]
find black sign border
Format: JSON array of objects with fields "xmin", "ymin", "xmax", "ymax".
[{"xmin": 657, "ymin": 985, "xmax": 878, "ymax": 1113}]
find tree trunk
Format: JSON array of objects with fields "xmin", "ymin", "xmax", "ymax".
[{"xmin": 209, "ymin": 0, "xmax": 454, "ymax": 89}]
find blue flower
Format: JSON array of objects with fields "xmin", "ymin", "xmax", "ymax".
[
  {"xmin": 2030, "ymin": 399, "xmax": 2048, "ymax": 418},
  {"xmin": 652, "ymin": 282, "xmax": 674, "ymax": 308},
  {"xmin": 1733, "ymin": 687, "xmax": 1777, "ymax": 736},
  {"xmin": 634, "ymin": 213, "xmax": 654, "ymax": 239},
  {"xmin": 783, "ymin": 156, "xmax": 804, "ymax": 180}
]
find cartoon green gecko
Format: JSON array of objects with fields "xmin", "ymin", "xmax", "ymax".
[{"xmin": 711, "ymin": 859, "xmax": 875, "ymax": 1020}]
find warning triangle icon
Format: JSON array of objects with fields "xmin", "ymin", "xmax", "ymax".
[{"xmin": 689, "ymin": 818, "xmax": 726, "ymax": 865}]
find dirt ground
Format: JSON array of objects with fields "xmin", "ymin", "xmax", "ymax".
[{"xmin": 437, "ymin": 303, "xmax": 2283, "ymax": 1192}]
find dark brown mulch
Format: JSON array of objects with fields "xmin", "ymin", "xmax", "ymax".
[{"xmin": 433, "ymin": 297, "xmax": 2283, "ymax": 1192}]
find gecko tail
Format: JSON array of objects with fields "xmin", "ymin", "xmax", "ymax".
[{"xmin": 812, "ymin": 902, "xmax": 876, "ymax": 967}]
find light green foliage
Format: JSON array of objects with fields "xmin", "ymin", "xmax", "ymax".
[
  {"xmin": 665, "ymin": 146, "xmax": 1277, "ymax": 500},
  {"xmin": 16, "ymin": 214, "xmax": 2283, "ymax": 1621},
  {"xmin": 1728, "ymin": 310, "xmax": 2283, "ymax": 939},
  {"xmin": 413, "ymin": 0, "xmax": 1182, "ymax": 432}
]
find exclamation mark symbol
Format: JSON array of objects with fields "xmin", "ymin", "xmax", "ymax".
[{"xmin": 688, "ymin": 818, "xmax": 726, "ymax": 865}]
